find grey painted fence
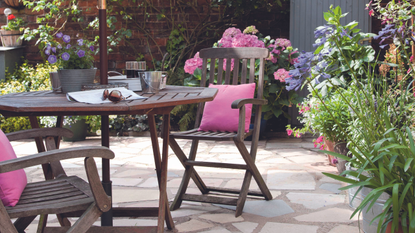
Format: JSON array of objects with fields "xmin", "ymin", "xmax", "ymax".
[{"xmin": 288, "ymin": 0, "xmax": 372, "ymax": 127}]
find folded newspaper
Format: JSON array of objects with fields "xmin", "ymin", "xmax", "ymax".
[{"xmin": 66, "ymin": 87, "xmax": 147, "ymax": 104}]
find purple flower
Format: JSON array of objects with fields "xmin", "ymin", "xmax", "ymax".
[
  {"xmin": 57, "ymin": 44, "xmax": 62, "ymax": 49},
  {"xmin": 51, "ymin": 47, "xmax": 56, "ymax": 53},
  {"xmin": 77, "ymin": 50, "xmax": 85, "ymax": 58},
  {"xmin": 56, "ymin": 32, "xmax": 63, "ymax": 38},
  {"xmin": 66, "ymin": 44, "xmax": 71, "ymax": 49},
  {"xmin": 61, "ymin": 52, "xmax": 70, "ymax": 61},
  {"xmin": 44, "ymin": 49, "xmax": 50, "ymax": 55},
  {"xmin": 314, "ymin": 25, "xmax": 333, "ymax": 38},
  {"xmin": 63, "ymin": 35, "xmax": 71, "ymax": 43},
  {"xmin": 89, "ymin": 45, "xmax": 94, "ymax": 52},
  {"xmin": 48, "ymin": 55, "xmax": 57, "ymax": 64},
  {"xmin": 77, "ymin": 39, "xmax": 84, "ymax": 46}
]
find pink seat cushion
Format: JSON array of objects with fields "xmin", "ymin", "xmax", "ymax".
[
  {"xmin": 198, "ymin": 83, "xmax": 255, "ymax": 133},
  {"xmin": 0, "ymin": 129, "xmax": 27, "ymax": 207}
]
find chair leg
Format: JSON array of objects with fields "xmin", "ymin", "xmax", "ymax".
[
  {"xmin": 169, "ymin": 138, "xmax": 208, "ymax": 210},
  {"xmin": 234, "ymin": 138, "xmax": 272, "ymax": 200},
  {"xmin": 14, "ymin": 216, "xmax": 37, "ymax": 232},
  {"xmin": 66, "ymin": 204, "xmax": 102, "ymax": 233},
  {"xmin": 235, "ymin": 171, "xmax": 253, "ymax": 217}
]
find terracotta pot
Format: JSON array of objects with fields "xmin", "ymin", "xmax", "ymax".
[
  {"xmin": 385, "ymin": 220, "xmax": 405, "ymax": 233},
  {"xmin": 323, "ymin": 138, "xmax": 336, "ymax": 166}
]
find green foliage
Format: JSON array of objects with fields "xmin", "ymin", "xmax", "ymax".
[
  {"xmin": 1, "ymin": 15, "xmax": 26, "ymax": 31},
  {"xmin": 170, "ymin": 104, "xmax": 198, "ymax": 131},
  {"xmin": 0, "ymin": 61, "xmax": 56, "ymax": 133}
]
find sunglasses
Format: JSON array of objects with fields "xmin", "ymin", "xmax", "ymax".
[{"xmin": 102, "ymin": 89, "xmax": 132, "ymax": 103}]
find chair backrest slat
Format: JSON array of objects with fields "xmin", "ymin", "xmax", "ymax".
[
  {"xmin": 241, "ymin": 59, "xmax": 248, "ymax": 84},
  {"xmin": 249, "ymin": 58, "xmax": 256, "ymax": 84},
  {"xmin": 232, "ymin": 58, "xmax": 240, "ymax": 85},
  {"xmin": 224, "ymin": 58, "xmax": 232, "ymax": 84},
  {"xmin": 217, "ymin": 59, "xmax": 224, "ymax": 84},
  {"xmin": 197, "ymin": 47, "xmax": 269, "ymax": 127}
]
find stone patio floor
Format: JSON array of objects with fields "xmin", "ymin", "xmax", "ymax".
[{"xmin": 11, "ymin": 135, "xmax": 364, "ymax": 233}]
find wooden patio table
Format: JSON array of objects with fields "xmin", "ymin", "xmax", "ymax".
[{"xmin": 0, "ymin": 85, "xmax": 217, "ymax": 233}]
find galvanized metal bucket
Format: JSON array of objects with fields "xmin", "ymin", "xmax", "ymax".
[
  {"xmin": 140, "ymin": 71, "xmax": 162, "ymax": 94},
  {"xmin": 58, "ymin": 68, "xmax": 97, "ymax": 93}
]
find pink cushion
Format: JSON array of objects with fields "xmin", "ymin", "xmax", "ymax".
[
  {"xmin": 198, "ymin": 83, "xmax": 255, "ymax": 133},
  {"xmin": 0, "ymin": 129, "xmax": 27, "ymax": 207}
]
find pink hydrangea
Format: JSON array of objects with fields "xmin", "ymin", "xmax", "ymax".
[
  {"xmin": 218, "ymin": 36, "xmax": 233, "ymax": 48},
  {"xmin": 184, "ymin": 52, "xmax": 203, "ymax": 75},
  {"xmin": 223, "ymin": 27, "xmax": 242, "ymax": 37},
  {"xmin": 223, "ymin": 58, "xmax": 235, "ymax": 71},
  {"xmin": 273, "ymin": 68, "xmax": 291, "ymax": 83},
  {"xmin": 275, "ymin": 38, "xmax": 291, "ymax": 48}
]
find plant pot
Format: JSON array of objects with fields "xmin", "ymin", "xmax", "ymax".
[
  {"xmin": 345, "ymin": 163, "xmax": 362, "ymax": 209},
  {"xmin": 4, "ymin": 0, "xmax": 24, "ymax": 8},
  {"xmin": 245, "ymin": 114, "xmax": 267, "ymax": 141},
  {"xmin": 63, "ymin": 119, "xmax": 87, "ymax": 142},
  {"xmin": 323, "ymin": 138, "xmax": 350, "ymax": 173},
  {"xmin": 385, "ymin": 219, "xmax": 405, "ymax": 233},
  {"xmin": 0, "ymin": 30, "xmax": 23, "ymax": 47},
  {"xmin": 58, "ymin": 68, "xmax": 97, "ymax": 93},
  {"xmin": 361, "ymin": 187, "xmax": 390, "ymax": 233}
]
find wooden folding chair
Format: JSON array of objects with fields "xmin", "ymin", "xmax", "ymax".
[
  {"xmin": 0, "ymin": 128, "xmax": 113, "ymax": 233},
  {"xmin": 169, "ymin": 47, "xmax": 273, "ymax": 217}
]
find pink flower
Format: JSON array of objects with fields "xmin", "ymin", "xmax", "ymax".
[
  {"xmin": 291, "ymin": 57, "xmax": 299, "ymax": 65},
  {"xmin": 295, "ymin": 133, "xmax": 302, "ymax": 138},
  {"xmin": 305, "ymin": 106, "xmax": 310, "ymax": 111},
  {"xmin": 184, "ymin": 52, "xmax": 203, "ymax": 75},
  {"xmin": 223, "ymin": 27, "xmax": 242, "ymax": 37},
  {"xmin": 223, "ymin": 58, "xmax": 235, "ymax": 71},
  {"xmin": 369, "ymin": 9, "xmax": 374, "ymax": 17},
  {"xmin": 287, "ymin": 129, "xmax": 293, "ymax": 136},
  {"xmin": 410, "ymin": 55, "xmax": 414, "ymax": 63},
  {"xmin": 319, "ymin": 145, "xmax": 325, "ymax": 150},
  {"xmin": 273, "ymin": 68, "xmax": 291, "ymax": 83},
  {"xmin": 315, "ymin": 136, "xmax": 324, "ymax": 144},
  {"xmin": 332, "ymin": 158, "xmax": 338, "ymax": 164}
]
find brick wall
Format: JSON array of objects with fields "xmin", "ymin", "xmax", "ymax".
[{"xmin": 0, "ymin": 0, "xmax": 291, "ymax": 75}]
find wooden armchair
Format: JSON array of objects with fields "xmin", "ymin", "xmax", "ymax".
[
  {"xmin": 0, "ymin": 128, "xmax": 113, "ymax": 233},
  {"xmin": 169, "ymin": 47, "xmax": 273, "ymax": 217}
]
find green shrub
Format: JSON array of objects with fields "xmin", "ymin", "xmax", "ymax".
[{"xmin": 0, "ymin": 61, "xmax": 57, "ymax": 133}]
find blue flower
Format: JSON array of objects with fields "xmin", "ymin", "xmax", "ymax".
[
  {"xmin": 66, "ymin": 44, "xmax": 71, "ymax": 49},
  {"xmin": 44, "ymin": 49, "xmax": 50, "ymax": 55},
  {"xmin": 51, "ymin": 47, "xmax": 56, "ymax": 53},
  {"xmin": 63, "ymin": 35, "xmax": 71, "ymax": 43},
  {"xmin": 89, "ymin": 45, "xmax": 94, "ymax": 52},
  {"xmin": 77, "ymin": 50, "xmax": 85, "ymax": 58},
  {"xmin": 77, "ymin": 39, "xmax": 84, "ymax": 46},
  {"xmin": 314, "ymin": 25, "xmax": 333, "ymax": 38},
  {"xmin": 48, "ymin": 55, "xmax": 57, "ymax": 64},
  {"xmin": 57, "ymin": 44, "xmax": 62, "ymax": 49},
  {"xmin": 62, "ymin": 52, "xmax": 70, "ymax": 61},
  {"xmin": 56, "ymin": 32, "xmax": 63, "ymax": 38}
]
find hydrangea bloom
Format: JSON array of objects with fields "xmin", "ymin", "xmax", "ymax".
[
  {"xmin": 184, "ymin": 52, "xmax": 203, "ymax": 75},
  {"xmin": 223, "ymin": 27, "xmax": 242, "ymax": 37},
  {"xmin": 273, "ymin": 68, "xmax": 291, "ymax": 83},
  {"xmin": 243, "ymin": 25, "xmax": 258, "ymax": 34}
]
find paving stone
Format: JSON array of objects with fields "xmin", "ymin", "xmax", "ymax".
[
  {"xmin": 286, "ymin": 192, "xmax": 346, "ymax": 209},
  {"xmin": 320, "ymin": 183, "xmax": 343, "ymax": 194},
  {"xmin": 175, "ymin": 219, "xmax": 214, "ymax": 232},
  {"xmin": 319, "ymin": 175, "xmax": 343, "ymax": 184},
  {"xmin": 112, "ymin": 188, "xmax": 159, "ymax": 203},
  {"xmin": 112, "ymin": 177, "xmax": 142, "ymax": 187},
  {"xmin": 232, "ymin": 222, "xmax": 258, "ymax": 233},
  {"xmin": 267, "ymin": 170, "xmax": 316, "ymax": 190},
  {"xmin": 113, "ymin": 169, "xmax": 153, "ymax": 178},
  {"xmin": 328, "ymin": 225, "xmax": 361, "ymax": 233},
  {"xmin": 170, "ymin": 204, "xmax": 212, "ymax": 218},
  {"xmin": 200, "ymin": 227, "xmax": 232, "ymax": 233},
  {"xmin": 223, "ymin": 179, "xmax": 259, "ymax": 190},
  {"xmin": 287, "ymin": 154, "xmax": 328, "ymax": 164},
  {"xmin": 138, "ymin": 177, "xmax": 159, "ymax": 188},
  {"xmin": 217, "ymin": 199, "xmax": 294, "ymax": 218},
  {"xmin": 275, "ymin": 148, "xmax": 318, "ymax": 157},
  {"xmin": 199, "ymin": 213, "xmax": 244, "ymax": 223},
  {"xmin": 259, "ymin": 222, "xmax": 319, "ymax": 233},
  {"xmin": 294, "ymin": 207, "xmax": 359, "ymax": 222}
]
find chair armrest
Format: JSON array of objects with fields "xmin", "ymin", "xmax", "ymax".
[
  {"xmin": 6, "ymin": 128, "xmax": 73, "ymax": 142},
  {"xmin": 0, "ymin": 146, "xmax": 114, "ymax": 173},
  {"xmin": 231, "ymin": 98, "xmax": 268, "ymax": 109}
]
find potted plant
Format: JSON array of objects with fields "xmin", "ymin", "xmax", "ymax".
[
  {"xmin": 0, "ymin": 9, "xmax": 26, "ymax": 47},
  {"xmin": 184, "ymin": 26, "xmax": 301, "ymax": 121},
  {"xmin": 40, "ymin": 115, "xmax": 101, "ymax": 141},
  {"xmin": 42, "ymin": 32, "xmax": 97, "ymax": 93},
  {"xmin": 288, "ymin": 4, "xmax": 415, "ymax": 233}
]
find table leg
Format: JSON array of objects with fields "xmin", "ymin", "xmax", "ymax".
[
  {"xmin": 148, "ymin": 114, "xmax": 174, "ymax": 232},
  {"xmin": 100, "ymin": 115, "xmax": 113, "ymax": 227}
]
